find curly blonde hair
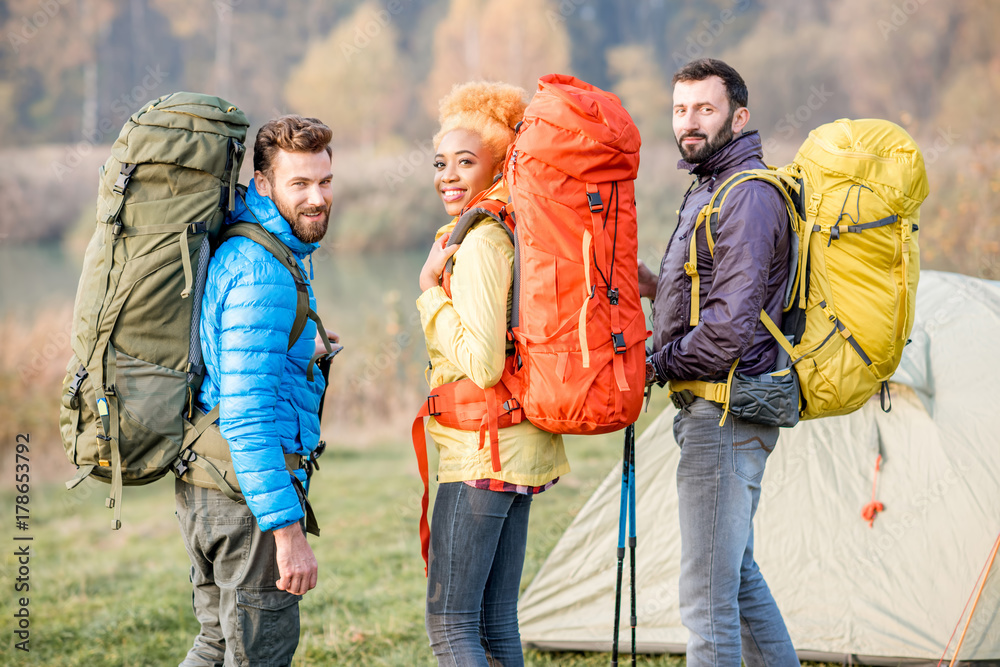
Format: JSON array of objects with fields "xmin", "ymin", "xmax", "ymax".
[{"xmin": 433, "ymin": 81, "xmax": 528, "ymax": 168}]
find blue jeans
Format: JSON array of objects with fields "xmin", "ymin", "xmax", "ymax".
[
  {"xmin": 425, "ymin": 482, "xmax": 532, "ymax": 666},
  {"xmin": 673, "ymin": 398, "xmax": 798, "ymax": 667}
]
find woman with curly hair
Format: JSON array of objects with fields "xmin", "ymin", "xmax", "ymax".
[{"xmin": 416, "ymin": 81, "xmax": 570, "ymax": 666}]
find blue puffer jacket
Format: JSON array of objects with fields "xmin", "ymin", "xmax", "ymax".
[{"xmin": 197, "ymin": 179, "xmax": 325, "ymax": 532}]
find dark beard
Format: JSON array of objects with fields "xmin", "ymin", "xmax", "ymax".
[
  {"xmin": 676, "ymin": 111, "xmax": 737, "ymax": 164},
  {"xmin": 289, "ymin": 214, "xmax": 329, "ymax": 244},
  {"xmin": 273, "ymin": 196, "xmax": 330, "ymax": 244}
]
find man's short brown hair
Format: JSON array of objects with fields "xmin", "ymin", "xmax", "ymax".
[
  {"xmin": 672, "ymin": 58, "xmax": 749, "ymax": 114},
  {"xmin": 253, "ymin": 115, "xmax": 333, "ymax": 181}
]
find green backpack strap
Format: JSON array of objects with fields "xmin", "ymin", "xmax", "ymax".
[
  {"xmin": 217, "ymin": 210, "xmax": 335, "ymax": 378},
  {"xmin": 217, "ymin": 222, "xmax": 312, "ymax": 351}
]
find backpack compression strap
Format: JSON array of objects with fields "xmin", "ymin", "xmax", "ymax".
[{"xmin": 585, "ymin": 181, "xmax": 631, "ymax": 410}]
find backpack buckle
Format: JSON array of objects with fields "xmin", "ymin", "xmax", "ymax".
[
  {"xmin": 587, "ymin": 190, "xmax": 603, "ymax": 213},
  {"xmin": 612, "ymin": 332, "xmax": 627, "ymax": 354},
  {"xmin": 305, "ymin": 440, "xmax": 325, "ymax": 475},
  {"xmin": 670, "ymin": 389, "xmax": 696, "ymax": 410},
  {"xmin": 502, "ymin": 398, "xmax": 521, "ymax": 413},
  {"xmin": 426, "ymin": 394, "xmax": 441, "ymax": 417},
  {"xmin": 113, "ymin": 163, "xmax": 136, "ymax": 195},
  {"xmin": 67, "ymin": 365, "xmax": 88, "ymax": 398}
]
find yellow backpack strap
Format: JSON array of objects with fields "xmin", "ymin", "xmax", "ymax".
[
  {"xmin": 686, "ymin": 212, "xmax": 705, "ymax": 326},
  {"xmin": 668, "ymin": 358, "xmax": 740, "ymax": 427},
  {"xmin": 760, "ymin": 309, "xmax": 796, "ymax": 361},
  {"xmin": 687, "ymin": 170, "xmax": 785, "ymax": 327},
  {"xmin": 703, "ymin": 170, "xmax": 784, "ymax": 257}
]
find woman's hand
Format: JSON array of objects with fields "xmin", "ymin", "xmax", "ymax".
[{"xmin": 419, "ymin": 233, "xmax": 460, "ymax": 292}]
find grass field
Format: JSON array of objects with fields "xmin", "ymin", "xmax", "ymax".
[{"xmin": 1, "ymin": 401, "xmax": 835, "ymax": 666}]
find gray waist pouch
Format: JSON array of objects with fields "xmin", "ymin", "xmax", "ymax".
[{"xmin": 728, "ymin": 368, "xmax": 800, "ymax": 428}]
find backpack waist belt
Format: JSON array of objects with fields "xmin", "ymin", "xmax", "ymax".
[
  {"xmin": 177, "ymin": 405, "xmax": 321, "ymax": 535},
  {"xmin": 668, "ymin": 379, "xmax": 728, "ymax": 405},
  {"xmin": 667, "ymin": 358, "xmax": 739, "ymax": 427},
  {"xmin": 411, "ymin": 356, "xmax": 524, "ymax": 574}
]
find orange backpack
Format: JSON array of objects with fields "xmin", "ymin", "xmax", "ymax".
[{"xmin": 412, "ymin": 74, "xmax": 646, "ymax": 569}]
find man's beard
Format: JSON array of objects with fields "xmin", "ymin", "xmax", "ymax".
[
  {"xmin": 272, "ymin": 192, "xmax": 330, "ymax": 244},
  {"xmin": 676, "ymin": 113, "xmax": 736, "ymax": 164}
]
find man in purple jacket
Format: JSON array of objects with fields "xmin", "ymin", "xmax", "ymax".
[{"xmin": 638, "ymin": 59, "xmax": 799, "ymax": 666}]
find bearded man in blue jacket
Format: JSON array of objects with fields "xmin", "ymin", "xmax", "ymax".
[
  {"xmin": 176, "ymin": 115, "xmax": 334, "ymax": 666},
  {"xmin": 639, "ymin": 59, "xmax": 799, "ymax": 666}
]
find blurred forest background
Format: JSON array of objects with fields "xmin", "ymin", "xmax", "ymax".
[{"xmin": 2, "ymin": 0, "xmax": 999, "ymax": 473}]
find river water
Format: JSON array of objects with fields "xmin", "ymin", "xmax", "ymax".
[
  {"xmin": 0, "ymin": 242, "xmax": 425, "ymax": 320},
  {"xmin": 0, "ymin": 242, "xmax": 430, "ymax": 432}
]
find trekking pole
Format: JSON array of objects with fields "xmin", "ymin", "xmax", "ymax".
[
  {"xmin": 627, "ymin": 423, "xmax": 637, "ymax": 666},
  {"xmin": 611, "ymin": 426, "xmax": 633, "ymax": 667}
]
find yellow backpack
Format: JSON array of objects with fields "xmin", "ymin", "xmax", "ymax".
[{"xmin": 679, "ymin": 119, "xmax": 929, "ymax": 421}]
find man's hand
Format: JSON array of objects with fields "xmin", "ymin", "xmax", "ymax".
[
  {"xmin": 273, "ymin": 523, "xmax": 318, "ymax": 596},
  {"xmin": 419, "ymin": 233, "xmax": 460, "ymax": 292},
  {"xmin": 314, "ymin": 329, "xmax": 340, "ymax": 357},
  {"xmin": 638, "ymin": 259, "xmax": 658, "ymax": 300}
]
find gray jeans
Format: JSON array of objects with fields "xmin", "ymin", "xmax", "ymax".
[{"xmin": 175, "ymin": 479, "xmax": 302, "ymax": 667}]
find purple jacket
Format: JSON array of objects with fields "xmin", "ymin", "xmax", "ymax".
[{"xmin": 650, "ymin": 131, "xmax": 790, "ymax": 382}]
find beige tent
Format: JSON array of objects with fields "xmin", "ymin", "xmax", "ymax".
[{"xmin": 520, "ymin": 271, "xmax": 1000, "ymax": 665}]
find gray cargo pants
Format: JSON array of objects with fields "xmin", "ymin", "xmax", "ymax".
[{"xmin": 175, "ymin": 478, "xmax": 302, "ymax": 667}]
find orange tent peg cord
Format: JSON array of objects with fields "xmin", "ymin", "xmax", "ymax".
[{"xmin": 861, "ymin": 454, "xmax": 884, "ymax": 528}]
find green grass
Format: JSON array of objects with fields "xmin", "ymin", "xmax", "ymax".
[{"xmin": 1, "ymin": 396, "xmax": 834, "ymax": 665}]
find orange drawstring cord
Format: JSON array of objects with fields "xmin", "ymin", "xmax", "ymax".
[{"xmin": 861, "ymin": 454, "xmax": 884, "ymax": 528}]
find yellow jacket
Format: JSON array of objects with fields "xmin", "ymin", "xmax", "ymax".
[{"xmin": 416, "ymin": 211, "xmax": 569, "ymax": 486}]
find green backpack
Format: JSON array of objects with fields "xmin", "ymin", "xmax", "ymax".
[{"xmin": 58, "ymin": 92, "xmax": 329, "ymax": 529}]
